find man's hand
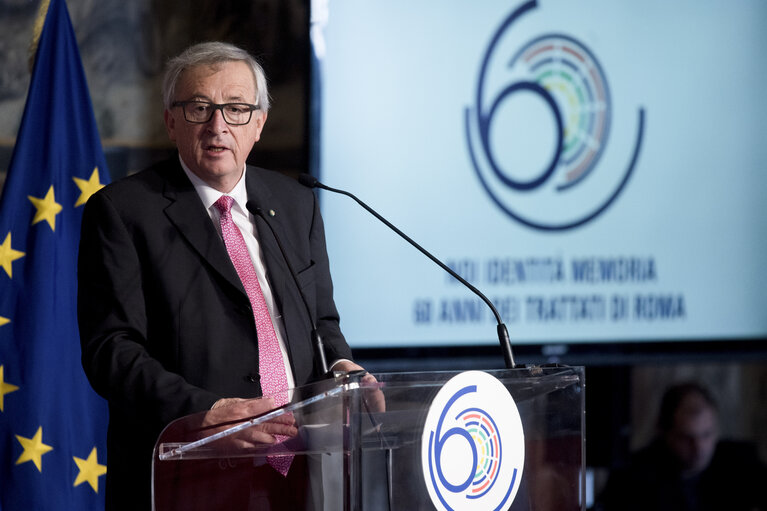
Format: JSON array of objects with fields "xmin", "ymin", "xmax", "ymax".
[
  {"xmin": 203, "ymin": 397, "xmax": 297, "ymax": 449},
  {"xmin": 331, "ymin": 361, "xmax": 386, "ymax": 413}
]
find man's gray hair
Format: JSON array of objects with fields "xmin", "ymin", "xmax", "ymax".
[{"xmin": 161, "ymin": 41, "xmax": 270, "ymax": 112}]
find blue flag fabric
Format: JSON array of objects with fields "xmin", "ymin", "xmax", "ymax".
[{"xmin": 0, "ymin": 0, "xmax": 110, "ymax": 509}]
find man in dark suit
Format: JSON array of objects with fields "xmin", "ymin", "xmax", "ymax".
[
  {"xmin": 597, "ymin": 382, "xmax": 767, "ymax": 511},
  {"xmin": 78, "ymin": 41, "xmax": 367, "ymax": 510}
]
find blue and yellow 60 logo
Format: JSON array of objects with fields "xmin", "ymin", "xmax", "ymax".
[{"xmin": 422, "ymin": 371, "xmax": 524, "ymax": 511}]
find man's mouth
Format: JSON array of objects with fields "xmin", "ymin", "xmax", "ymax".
[{"xmin": 206, "ymin": 145, "xmax": 228, "ymax": 153}]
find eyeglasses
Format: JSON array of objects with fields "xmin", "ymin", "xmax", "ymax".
[{"xmin": 171, "ymin": 100, "xmax": 260, "ymax": 125}]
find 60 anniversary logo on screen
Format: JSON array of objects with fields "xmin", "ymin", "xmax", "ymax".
[
  {"xmin": 422, "ymin": 371, "xmax": 524, "ymax": 511},
  {"xmin": 465, "ymin": 0, "xmax": 645, "ymax": 231}
]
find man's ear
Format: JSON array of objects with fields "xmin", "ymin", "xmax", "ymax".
[
  {"xmin": 164, "ymin": 109, "xmax": 177, "ymax": 142},
  {"xmin": 252, "ymin": 111, "xmax": 268, "ymax": 142}
]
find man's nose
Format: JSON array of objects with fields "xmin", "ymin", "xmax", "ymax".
[{"xmin": 207, "ymin": 108, "xmax": 229, "ymax": 131}]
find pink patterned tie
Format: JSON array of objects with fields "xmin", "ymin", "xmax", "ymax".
[{"xmin": 214, "ymin": 195, "xmax": 293, "ymax": 475}]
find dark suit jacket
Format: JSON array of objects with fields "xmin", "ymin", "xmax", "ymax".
[
  {"xmin": 77, "ymin": 158, "xmax": 352, "ymax": 510},
  {"xmin": 598, "ymin": 439, "xmax": 767, "ymax": 511}
]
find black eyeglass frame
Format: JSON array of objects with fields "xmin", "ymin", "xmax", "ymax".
[{"xmin": 171, "ymin": 100, "xmax": 260, "ymax": 126}]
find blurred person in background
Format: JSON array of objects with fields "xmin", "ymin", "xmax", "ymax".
[{"xmin": 597, "ymin": 381, "xmax": 767, "ymax": 511}]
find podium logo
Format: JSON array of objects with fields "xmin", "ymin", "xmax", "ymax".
[
  {"xmin": 465, "ymin": 0, "xmax": 645, "ymax": 230},
  {"xmin": 422, "ymin": 371, "xmax": 524, "ymax": 511}
]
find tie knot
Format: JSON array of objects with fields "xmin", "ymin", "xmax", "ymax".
[{"xmin": 214, "ymin": 195, "xmax": 234, "ymax": 215}]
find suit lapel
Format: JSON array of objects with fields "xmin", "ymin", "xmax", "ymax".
[
  {"xmin": 161, "ymin": 161, "xmax": 247, "ymax": 298},
  {"xmin": 248, "ymin": 167, "xmax": 326, "ymax": 383},
  {"xmin": 245, "ymin": 169, "xmax": 291, "ymax": 310}
]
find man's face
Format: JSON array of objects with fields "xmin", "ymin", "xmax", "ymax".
[
  {"xmin": 164, "ymin": 61, "xmax": 267, "ymax": 192},
  {"xmin": 664, "ymin": 395, "xmax": 718, "ymax": 477}
]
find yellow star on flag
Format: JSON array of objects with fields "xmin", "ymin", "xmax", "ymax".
[
  {"xmin": 15, "ymin": 426, "xmax": 53, "ymax": 472},
  {"xmin": 28, "ymin": 185, "xmax": 63, "ymax": 231},
  {"xmin": 73, "ymin": 167, "xmax": 105, "ymax": 207},
  {"xmin": 0, "ymin": 316, "xmax": 8, "ymax": 327},
  {"xmin": 0, "ymin": 232, "xmax": 25, "ymax": 279},
  {"xmin": 0, "ymin": 365, "xmax": 20, "ymax": 412},
  {"xmin": 73, "ymin": 447, "xmax": 107, "ymax": 493}
]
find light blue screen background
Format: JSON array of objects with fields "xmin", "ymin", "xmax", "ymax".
[{"xmin": 316, "ymin": 0, "xmax": 767, "ymax": 348}]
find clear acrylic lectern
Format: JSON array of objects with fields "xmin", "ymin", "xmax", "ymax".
[{"xmin": 153, "ymin": 366, "xmax": 585, "ymax": 510}]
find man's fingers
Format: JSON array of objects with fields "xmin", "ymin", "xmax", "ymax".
[
  {"xmin": 260, "ymin": 420, "xmax": 298, "ymax": 437},
  {"xmin": 226, "ymin": 421, "xmax": 298, "ymax": 449},
  {"xmin": 203, "ymin": 396, "xmax": 299, "ymax": 438}
]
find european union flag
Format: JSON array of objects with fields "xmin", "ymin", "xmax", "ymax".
[{"xmin": 0, "ymin": 0, "xmax": 110, "ymax": 509}]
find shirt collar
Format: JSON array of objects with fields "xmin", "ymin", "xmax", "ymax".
[{"xmin": 178, "ymin": 155, "xmax": 249, "ymax": 215}]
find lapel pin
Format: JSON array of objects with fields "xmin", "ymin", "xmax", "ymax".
[{"xmin": 269, "ymin": 209, "xmax": 276, "ymax": 217}]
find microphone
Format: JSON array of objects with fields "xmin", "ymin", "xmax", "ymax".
[
  {"xmin": 297, "ymin": 174, "xmax": 517, "ymax": 369},
  {"xmin": 246, "ymin": 200, "xmax": 330, "ymax": 377}
]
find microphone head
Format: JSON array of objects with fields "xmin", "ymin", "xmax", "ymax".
[{"xmin": 297, "ymin": 173, "xmax": 319, "ymax": 188}]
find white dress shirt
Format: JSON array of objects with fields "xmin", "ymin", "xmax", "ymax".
[{"xmin": 179, "ymin": 158, "xmax": 296, "ymax": 390}]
